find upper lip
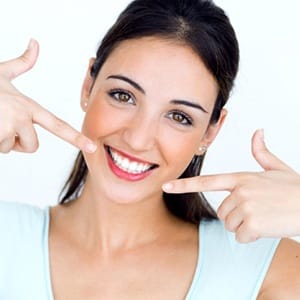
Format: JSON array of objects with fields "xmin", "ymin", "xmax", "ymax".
[{"xmin": 105, "ymin": 145, "xmax": 159, "ymax": 166}]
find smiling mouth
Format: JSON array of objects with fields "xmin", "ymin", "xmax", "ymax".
[{"xmin": 106, "ymin": 146, "xmax": 158, "ymax": 175}]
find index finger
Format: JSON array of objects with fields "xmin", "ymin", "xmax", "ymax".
[
  {"xmin": 31, "ymin": 101, "xmax": 97, "ymax": 153},
  {"xmin": 162, "ymin": 173, "xmax": 239, "ymax": 194}
]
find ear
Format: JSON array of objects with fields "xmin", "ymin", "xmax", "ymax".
[
  {"xmin": 80, "ymin": 58, "xmax": 96, "ymax": 111},
  {"xmin": 196, "ymin": 109, "xmax": 227, "ymax": 155}
]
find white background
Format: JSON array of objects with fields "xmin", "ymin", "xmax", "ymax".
[{"xmin": 0, "ymin": 0, "xmax": 299, "ymax": 209}]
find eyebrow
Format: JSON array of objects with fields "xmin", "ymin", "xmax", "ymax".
[
  {"xmin": 107, "ymin": 75, "xmax": 145, "ymax": 94},
  {"xmin": 170, "ymin": 100, "xmax": 208, "ymax": 113},
  {"xmin": 107, "ymin": 74, "xmax": 208, "ymax": 113}
]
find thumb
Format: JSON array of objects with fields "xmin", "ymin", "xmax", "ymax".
[
  {"xmin": 251, "ymin": 129, "xmax": 292, "ymax": 171},
  {"xmin": 0, "ymin": 39, "xmax": 39, "ymax": 80}
]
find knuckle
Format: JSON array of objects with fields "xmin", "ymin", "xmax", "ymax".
[
  {"xmin": 26, "ymin": 140, "xmax": 39, "ymax": 153},
  {"xmin": 236, "ymin": 228, "xmax": 251, "ymax": 244},
  {"xmin": 234, "ymin": 186, "xmax": 249, "ymax": 200},
  {"xmin": 239, "ymin": 201, "xmax": 254, "ymax": 217},
  {"xmin": 2, "ymin": 95, "xmax": 32, "ymax": 122},
  {"xmin": 225, "ymin": 220, "xmax": 235, "ymax": 232},
  {"xmin": 22, "ymin": 95, "xmax": 35, "ymax": 107},
  {"xmin": 236, "ymin": 231, "xmax": 257, "ymax": 244},
  {"xmin": 241, "ymin": 172, "xmax": 255, "ymax": 180},
  {"xmin": 236, "ymin": 172, "xmax": 255, "ymax": 185},
  {"xmin": 224, "ymin": 215, "xmax": 238, "ymax": 232},
  {"xmin": 235, "ymin": 215, "xmax": 261, "ymax": 243},
  {"xmin": 0, "ymin": 126, "xmax": 15, "ymax": 141},
  {"xmin": 15, "ymin": 111, "xmax": 30, "ymax": 124},
  {"xmin": 0, "ymin": 140, "xmax": 14, "ymax": 153},
  {"xmin": 235, "ymin": 232, "xmax": 247, "ymax": 243},
  {"xmin": 242, "ymin": 218, "xmax": 259, "ymax": 237},
  {"xmin": 0, "ymin": 147, "xmax": 11, "ymax": 154}
]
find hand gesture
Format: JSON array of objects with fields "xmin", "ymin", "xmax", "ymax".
[
  {"xmin": 0, "ymin": 39, "xmax": 97, "ymax": 154},
  {"xmin": 163, "ymin": 130, "xmax": 300, "ymax": 243}
]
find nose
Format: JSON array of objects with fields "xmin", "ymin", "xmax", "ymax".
[{"xmin": 122, "ymin": 112, "xmax": 158, "ymax": 152}]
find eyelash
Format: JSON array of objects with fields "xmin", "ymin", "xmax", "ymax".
[
  {"xmin": 108, "ymin": 89, "xmax": 135, "ymax": 105},
  {"xmin": 167, "ymin": 110, "xmax": 194, "ymax": 126},
  {"xmin": 107, "ymin": 89, "xmax": 193, "ymax": 126}
]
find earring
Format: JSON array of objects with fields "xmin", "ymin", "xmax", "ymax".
[
  {"xmin": 83, "ymin": 101, "xmax": 88, "ymax": 108},
  {"xmin": 198, "ymin": 145, "xmax": 207, "ymax": 154}
]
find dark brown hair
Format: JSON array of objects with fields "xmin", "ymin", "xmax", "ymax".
[{"xmin": 60, "ymin": 0, "xmax": 239, "ymax": 224}]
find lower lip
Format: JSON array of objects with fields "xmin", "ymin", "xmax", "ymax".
[{"xmin": 105, "ymin": 149, "xmax": 155, "ymax": 182}]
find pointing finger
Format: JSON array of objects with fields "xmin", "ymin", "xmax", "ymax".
[
  {"xmin": 162, "ymin": 173, "xmax": 239, "ymax": 194},
  {"xmin": 31, "ymin": 100, "xmax": 97, "ymax": 153}
]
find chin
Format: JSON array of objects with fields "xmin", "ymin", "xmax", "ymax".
[{"xmin": 102, "ymin": 182, "xmax": 162, "ymax": 206}]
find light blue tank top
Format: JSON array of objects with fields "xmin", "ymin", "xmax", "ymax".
[{"xmin": 0, "ymin": 201, "xmax": 280, "ymax": 300}]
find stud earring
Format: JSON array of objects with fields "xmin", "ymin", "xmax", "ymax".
[
  {"xmin": 198, "ymin": 145, "xmax": 207, "ymax": 154},
  {"xmin": 83, "ymin": 101, "xmax": 88, "ymax": 108}
]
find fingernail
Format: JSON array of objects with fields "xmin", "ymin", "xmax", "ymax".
[
  {"xmin": 27, "ymin": 38, "xmax": 34, "ymax": 50},
  {"xmin": 259, "ymin": 128, "xmax": 265, "ymax": 141},
  {"xmin": 85, "ymin": 143, "xmax": 97, "ymax": 153},
  {"xmin": 162, "ymin": 183, "xmax": 173, "ymax": 191}
]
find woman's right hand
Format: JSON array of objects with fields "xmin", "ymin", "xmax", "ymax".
[{"xmin": 0, "ymin": 39, "xmax": 97, "ymax": 154}]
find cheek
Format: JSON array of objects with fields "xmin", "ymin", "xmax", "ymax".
[
  {"xmin": 160, "ymin": 129, "xmax": 204, "ymax": 173},
  {"xmin": 81, "ymin": 98, "xmax": 121, "ymax": 139}
]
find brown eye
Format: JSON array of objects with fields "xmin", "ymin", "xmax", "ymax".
[
  {"xmin": 119, "ymin": 93, "xmax": 130, "ymax": 102},
  {"xmin": 167, "ymin": 111, "xmax": 193, "ymax": 126},
  {"xmin": 108, "ymin": 90, "xmax": 135, "ymax": 105},
  {"xmin": 173, "ymin": 113, "xmax": 184, "ymax": 123}
]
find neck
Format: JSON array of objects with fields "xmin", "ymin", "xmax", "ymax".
[{"xmin": 56, "ymin": 177, "xmax": 179, "ymax": 255}]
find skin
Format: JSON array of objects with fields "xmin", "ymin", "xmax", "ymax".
[
  {"xmin": 164, "ymin": 130, "xmax": 300, "ymax": 242},
  {"xmin": 0, "ymin": 39, "xmax": 97, "ymax": 154},
  {"xmin": 80, "ymin": 37, "xmax": 223, "ymax": 205},
  {"xmin": 48, "ymin": 37, "xmax": 225, "ymax": 299},
  {"xmin": 164, "ymin": 130, "xmax": 300, "ymax": 299},
  {"xmin": 0, "ymin": 38, "xmax": 300, "ymax": 298}
]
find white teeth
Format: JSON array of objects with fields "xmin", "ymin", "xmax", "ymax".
[
  {"xmin": 128, "ymin": 161, "xmax": 138, "ymax": 173},
  {"xmin": 109, "ymin": 148, "xmax": 154, "ymax": 174},
  {"xmin": 122, "ymin": 158, "xmax": 130, "ymax": 169}
]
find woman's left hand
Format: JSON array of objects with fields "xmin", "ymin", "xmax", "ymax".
[{"xmin": 163, "ymin": 129, "xmax": 300, "ymax": 243}]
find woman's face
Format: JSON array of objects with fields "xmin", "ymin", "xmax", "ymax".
[{"xmin": 81, "ymin": 37, "xmax": 225, "ymax": 204}]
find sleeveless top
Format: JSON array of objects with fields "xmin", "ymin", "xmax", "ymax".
[{"xmin": 0, "ymin": 201, "xmax": 280, "ymax": 300}]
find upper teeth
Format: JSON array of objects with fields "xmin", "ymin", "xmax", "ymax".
[{"xmin": 110, "ymin": 148, "xmax": 153, "ymax": 174}]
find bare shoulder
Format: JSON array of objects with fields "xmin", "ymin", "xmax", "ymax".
[{"xmin": 258, "ymin": 238, "xmax": 300, "ymax": 300}]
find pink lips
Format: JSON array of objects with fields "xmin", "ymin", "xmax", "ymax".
[{"xmin": 105, "ymin": 146, "xmax": 157, "ymax": 181}]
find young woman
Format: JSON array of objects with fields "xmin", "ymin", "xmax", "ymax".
[{"xmin": 0, "ymin": 0, "xmax": 300, "ymax": 299}]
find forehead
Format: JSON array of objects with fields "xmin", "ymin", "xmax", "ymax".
[{"xmin": 97, "ymin": 37, "xmax": 218, "ymax": 108}]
